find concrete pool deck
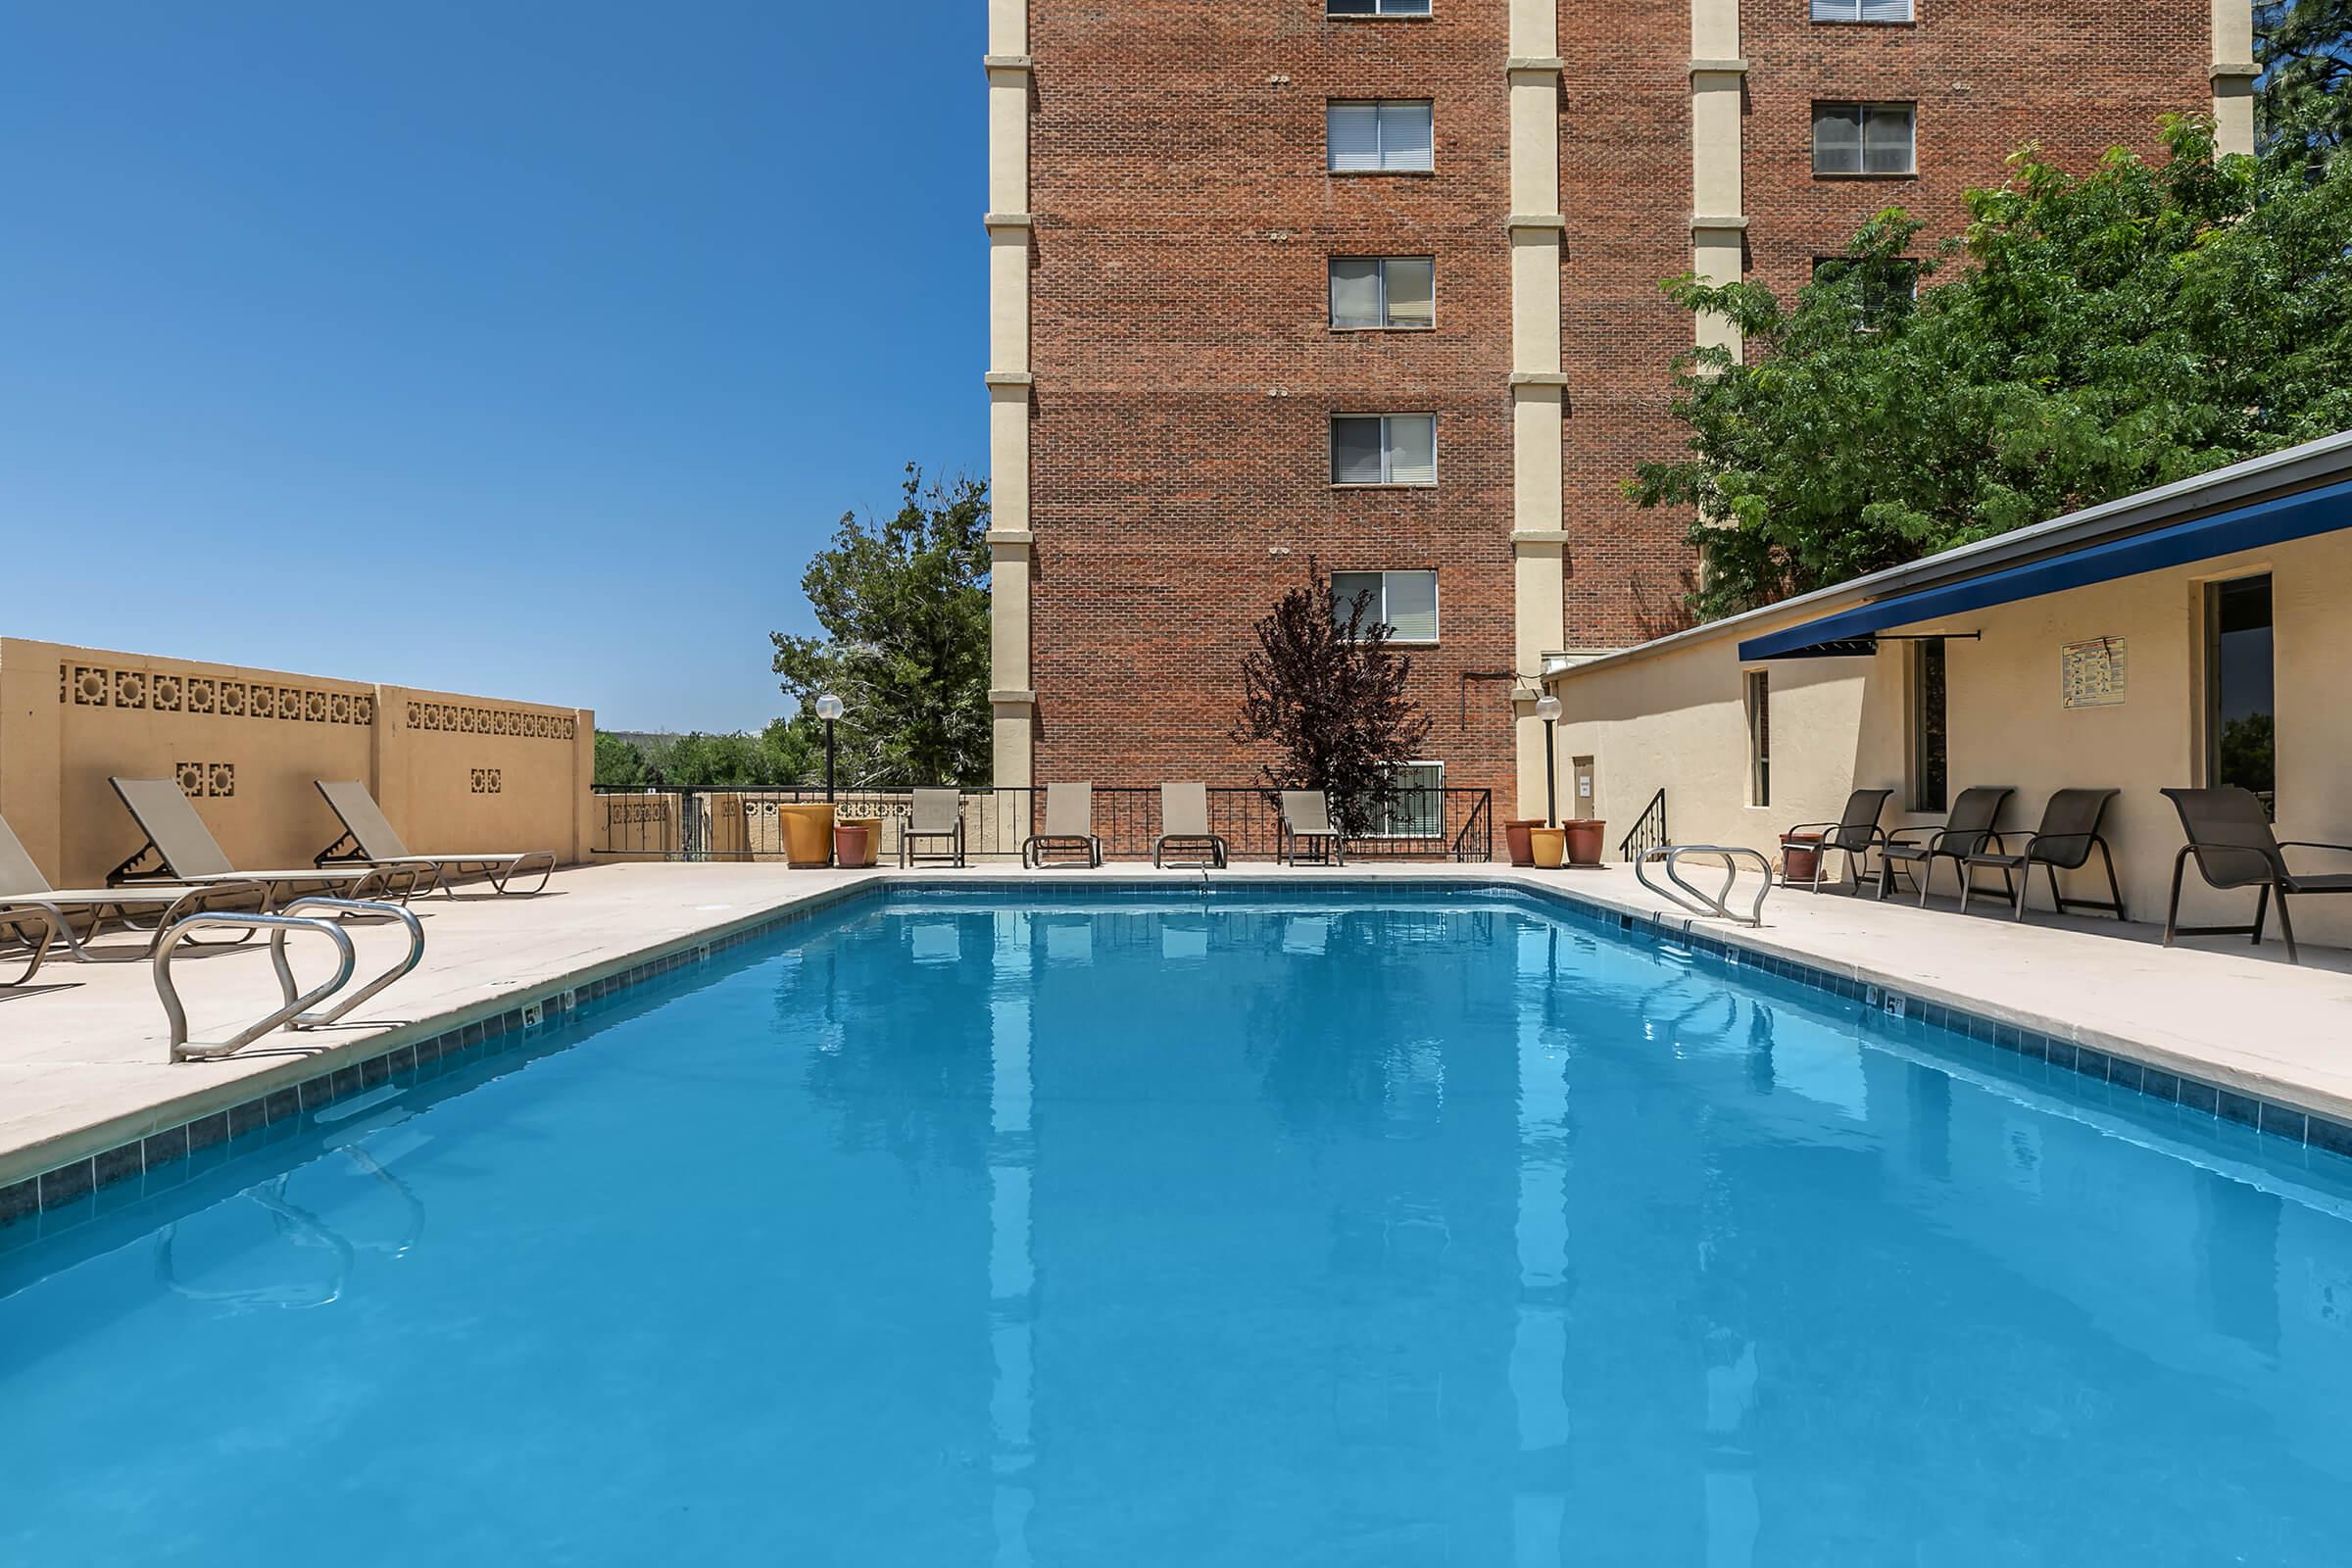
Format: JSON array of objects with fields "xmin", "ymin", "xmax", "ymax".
[{"xmin": 3, "ymin": 858, "xmax": 2349, "ymax": 1197}]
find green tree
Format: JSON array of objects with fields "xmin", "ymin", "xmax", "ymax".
[
  {"xmin": 2258, "ymin": 0, "xmax": 2352, "ymax": 153},
  {"xmin": 597, "ymin": 720, "xmax": 822, "ymax": 789},
  {"xmin": 771, "ymin": 467, "xmax": 992, "ymax": 786},
  {"xmin": 1633, "ymin": 119, "xmax": 2352, "ymax": 617},
  {"xmin": 1231, "ymin": 566, "xmax": 1433, "ymax": 839},
  {"xmin": 594, "ymin": 731, "xmax": 649, "ymax": 789}
]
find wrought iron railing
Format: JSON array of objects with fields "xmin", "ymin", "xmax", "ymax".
[
  {"xmin": 592, "ymin": 785, "xmax": 1494, "ymax": 864},
  {"xmin": 1618, "ymin": 787, "xmax": 1668, "ymax": 862}
]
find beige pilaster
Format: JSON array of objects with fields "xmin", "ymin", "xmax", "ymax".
[
  {"xmin": 986, "ymin": 5, "xmax": 1036, "ymax": 791},
  {"xmin": 2211, "ymin": 0, "xmax": 2258, "ymax": 157},
  {"xmin": 1688, "ymin": 0, "xmax": 1745, "ymax": 355},
  {"xmin": 1507, "ymin": 0, "xmax": 1566, "ymax": 817}
]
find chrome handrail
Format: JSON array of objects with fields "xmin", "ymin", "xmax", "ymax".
[
  {"xmin": 1637, "ymin": 845, "xmax": 1774, "ymax": 927},
  {"xmin": 273, "ymin": 897, "xmax": 426, "ymax": 1031},
  {"xmin": 155, "ymin": 914, "xmax": 356, "ymax": 1061}
]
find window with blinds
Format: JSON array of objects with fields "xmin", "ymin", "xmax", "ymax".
[
  {"xmin": 1326, "ymin": 101, "xmax": 1435, "ymax": 172},
  {"xmin": 1812, "ymin": 103, "xmax": 1915, "ymax": 175},
  {"xmin": 1330, "ymin": 416, "xmax": 1437, "ymax": 485},
  {"xmin": 1331, "ymin": 570, "xmax": 1440, "ymax": 643},
  {"xmin": 1811, "ymin": 0, "xmax": 1912, "ymax": 20},
  {"xmin": 1329, "ymin": 257, "xmax": 1435, "ymax": 328}
]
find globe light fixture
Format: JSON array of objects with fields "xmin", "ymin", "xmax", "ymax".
[{"xmin": 1534, "ymin": 694, "xmax": 1563, "ymax": 826}]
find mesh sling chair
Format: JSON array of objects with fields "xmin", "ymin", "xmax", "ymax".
[
  {"xmin": 0, "ymin": 809, "xmax": 270, "ymax": 976},
  {"xmin": 314, "ymin": 780, "xmax": 557, "ymax": 896},
  {"xmin": 1021, "ymin": 782, "xmax": 1103, "ymax": 868},
  {"xmin": 2161, "ymin": 786, "xmax": 2352, "ymax": 965},
  {"xmin": 1152, "ymin": 782, "xmax": 1228, "ymax": 868},
  {"xmin": 1876, "ymin": 786, "xmax": 2014, "ymax": 905},
  {"xmin": 900, "ymin": 788, "xmax": 967, "ymax": 868},
  {"xmin": 1278, "ymin": 791, "xmax": 1346, "ymax": 866},
  {"xmin": 107, "ymin": 778, "xmax": 416, "ymax": 906},
  {"xmin": 1782, "ymin": 788, "xmax": 1891, "ymax": 894},
  {"xmin": 1959, "ymin": 787, "xmax": 2125, "ymax": 921}
]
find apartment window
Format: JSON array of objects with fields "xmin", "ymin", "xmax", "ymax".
[
  {"xmin": 1331, "ymin": 0, "xmax": 1433, "ymax": 13},
  {"xmin": 1332, "ymin": 569, "xmax": 1439, "ymax": 643},
  {"xmin": 1373, "ymin": 761, "xmax": 1446, "ymax": 838},
  {"xmin": 1744, "ymin": 669, "xmax": 1771, "ymax": 807},
  {"xmin": 2206, "ymin": 574, "xmax": 2276, "ymax": 808},
  {"xmin": 1811, "ymin": 255, "xmax": 1920, "ymax": 328},
  {"xmin": 1330, "ymin": 415, "xmax": 1437, "ymax": 485},
  {"xmin": 1812, "ymin": 103, "xmax": 1916, "ymax": 176},
  {"xmin": 1327, "ymin": 101, "xmax": 1435, "ymax": 172},
  {"xmin": 1909, "ymin": 637, "xmax": 1947, "ymax": 813},
  {"xmin": 1330, "ymin": 257, "xmax": 1435, "ymax": 329},
  {"xmin": 1811, "ymin": 0, "xmax": 1912, "ymax": 21}
]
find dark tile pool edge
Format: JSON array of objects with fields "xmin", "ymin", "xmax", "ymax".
[{"xmin": 0, "ymin": 878, "xmax": 886, "ymax": 1239}]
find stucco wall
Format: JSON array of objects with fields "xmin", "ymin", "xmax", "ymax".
[
  {"xmin": 1549, "ymin": 531, "xmax": 2352, "ymax": 949},
  {"xmin": 0, "ymin": 638, "xmax": 594, "ymax": 889}
]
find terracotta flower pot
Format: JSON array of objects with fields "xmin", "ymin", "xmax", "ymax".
[
  {"xmin": 1528, "ymin": 827, "xmax": 1567, "ymax": 869},
  {"xmin": 1503, "ymin": 818, "xmax": 1544, "ymax": 867},
  {"xmin": 831, "ymin": 822, "xmax": 872, "ymax": 869},
  {"xmin": 1781, "ymin": 832, "xmax": 1823, "ymax": 884},
  {"xmin": 1562, "ymin": 818, "xmax": 1606, "ymax": 867},
  {"xmin": 776, "ymin": 802, "xmax": 837, "ymax": 867}
]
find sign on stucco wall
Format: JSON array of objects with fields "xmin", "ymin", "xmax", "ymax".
[{"xmin": 2060, "ymin": 637, "xmax": 2128, "ymax": 709}]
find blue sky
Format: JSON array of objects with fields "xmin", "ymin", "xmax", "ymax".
[{"xmin": 0, "ymin": 3, "xmax": 985, "ymax": 732}]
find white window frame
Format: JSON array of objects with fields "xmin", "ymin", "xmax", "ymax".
[
  {"xmin": 1326, "ymin": 100, "xmax": 1436, "ymax": 173},
  {"xmin": 1811, "ymin": 102, "xmax": 1916, "ymax": 177},
  {"xmin": 1370, "ymin": 760, "xmax": 1446, "ymax": 839},
  {"xmin": 1330, "ymin": 414, "xmax": 1438, "ymax": 487},
  {"xmin": 1810, "ymin": 0, "xmax": 1913, "ymax": 22},
  {"xmin": 1331, "ymin": 569, "xmax": 1440, "ymax": 645},
  {"xmin": 1329, "ymin": 256, "xmax": 1436, "ymax": 330},
  {"xmin": 1329, "ymin": 0, "xmax": 1433, "ymax": 14}
]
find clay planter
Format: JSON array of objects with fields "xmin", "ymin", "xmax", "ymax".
[
  {"xmin": 777, "ymin": 802, "xmax": 837, "ymax": 867},
  {"xmin": 1503, "ymin": 818, "xmax": 1544, "ymax": 867},
  {"xmin": 1781, "ymin": 832, "xmax": 1823, "ymax": 884},
  {"xmin": 1527, "ymin": 827, "xmax": 1567, "ymax": 869},
  {"xmin": 1562, "ymin": 819, "xmax": 1606, "ymax": 867},
  {"xmin": 834, "ymin": 816, "xmax": 882, "ymax": 868}
]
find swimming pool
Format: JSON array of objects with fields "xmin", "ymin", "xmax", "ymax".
[{"xmin": 4, "ymin": 885, "xmax": 2349, "ymax": 1564}]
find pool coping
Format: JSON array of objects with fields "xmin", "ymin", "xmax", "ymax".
[{"xmin": 5, "ymin": 866, "xmax": 2348, "ymax": 1236}]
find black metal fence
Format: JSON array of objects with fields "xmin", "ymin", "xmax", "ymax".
[{"xmin": 592, "ymin": 785, "xmax": 1493, "ymax": 863}]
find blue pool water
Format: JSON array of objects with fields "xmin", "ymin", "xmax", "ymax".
[{"xmin": 5, "ymin": 888, "xmax": 2352, "ymax": 1565}]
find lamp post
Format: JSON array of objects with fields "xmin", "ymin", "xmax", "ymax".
[
  {"xmin": 1535, "ymin": 694, "xmax": 1562, "ymax": 826},
  {"xmin": 814, "ymin": 694, "xmax": 845, "ymax": 802}
]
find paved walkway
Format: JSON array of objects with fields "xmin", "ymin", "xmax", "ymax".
[{"xmin": 3, "ymin": 859, "xmax": 2346, "ymax": 1188}]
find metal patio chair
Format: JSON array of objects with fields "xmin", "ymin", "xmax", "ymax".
[
  {"xmin": 1958, "ymin": 787, "xmax": 2125, "ymax": 921},
  {"xmin": 1782, "ymin": 788, "xmax": 1891, "ymax": 894},
  {"xmin": 107, "ymin": 778, "xmax": 414, "ymax": 907},
  {"xmin": 1278, "ymin": 791, "xmax": 1347, "ymax": 866},
  {"xmin": 315, "ymin": 780, "xmax": 557, "ymax": 896},
  {"xmin": 1021, "ymin": 782, "xmax": 1102, "ymax": 868},
  {"xmin": 2160, "ymin": 786, "xmax": 2352, "ymax": 965},
  {"xmin": 900, "ymin": 787, "xmax": 967, "ymax": 868},
  {"xmin": 1152, "ymin": 782, "xmax": 1228, "ymax": 868},
  {"xmin": 1877, "ymin": 785, "xmax": 2014, "ymax": 905},
  {"xmin": 1, "ymin": 807, "xmax": 270, "ymax": 979}
]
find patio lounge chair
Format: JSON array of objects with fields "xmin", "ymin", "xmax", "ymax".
[
  {"xmin": 1877, "ymin": 785, "xmax": 2014, "ymax": 905},
  {"xmin": 900, "ymin": 787, "xmax": 966, "ymax": 867},
  {"xmin": 1152, "ymin": 782, "xmax": 1228, "ymax": 869},
  {"xmin": 1958, "ymin": 787, "xmax": 2125, "ymax": 921},
  {"xmin": 0, "ymin": 808, "xmax": 268, "ymax": 976},
  {"xmin": 2160, "ymin": 786, "xmax": 2352, "ymax": 965},
  {"xmin": 107, "ymin": 778, "xmax": 412, "ymax": 906},
  {"xmin": 1782, "ymin": 789, "xmax": 1890, "ymax": 894},
  {"xmin": 1021, "ymin": 782, "xmax": 1103, "ymax": 868},
  {"xmin": 1279, "ymin": 791, "xmax": 1346, "ymax": 866},
  {"xmin": 314, "ymin": 780, "xmax": 557, "ymax": 896}
]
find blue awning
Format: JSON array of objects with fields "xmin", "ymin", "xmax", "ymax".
[{"xmin": 1739, "ymin": 475, "xmax": 2352, "ymax": 661}]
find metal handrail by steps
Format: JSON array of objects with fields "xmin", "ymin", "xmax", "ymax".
[
  {"xmin": 154, "ymin": 899, "xmax": 423, "ymax": 1062},
  {"xmin": 1636, "ymin": 845, "xmax": 1774, "ymax": 927}
]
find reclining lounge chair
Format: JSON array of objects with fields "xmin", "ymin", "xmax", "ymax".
[
  {"xmin": 1877, "ymin": 786, "xmax": 2013, "ymax": 905},
  {"xmin": 1022, "ymin": 782, "xmax": 1103, "ymax": 868},
  {"xmin": 1279, "ymin": 791, "xmax": 1346, "ymax": 866},
  {"xmin": 0, "ymin": 808, "xmax": 267, "ymax": 980},
  {"xmin": 315, "ymin": 780, "xmax": 557, "ymax": 896},
  {"xmin": 1959, "ymin": 787, "xmax": 2125, "ymax": 921},
  {"xmin": 108, "ymin": 777, "xmax": 413, "ymax": 906},
  {"xmin": 900, "ymin": 787, "xmax": 967, "ymax": 868},
  {"xmin": 2161, "ymin": 785, "xmax": 2352, "ymax": 965},
  {"xmin": 1152, "ymin": 782, "xmax": 1229, "ymax": 869}
]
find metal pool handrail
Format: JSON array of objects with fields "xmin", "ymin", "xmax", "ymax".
[
  {"xmin": 153, "ymin": 898, "xmax": 423, "ymax": 1061},
  {"xmin": 1637, "ymin": 845, "xmax": 1774, "ymax": 927}
]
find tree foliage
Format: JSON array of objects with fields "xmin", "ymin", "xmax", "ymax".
[
  {"xmin": 1633, "ymin": 118, "xmax": 2352, "ymax": 617},
  {"xmin": 593, "ymin": 720, "xmax": 822, "ymax": 789},
  {"xmin": 1231, "ymin": 567, "xmax": 1433, "ymax": 838},
  {"xmin": 2259, "ymin": 0, "xmax": 2352, "ymax": 154},
  {"xmin": 770, "ymin": 467, "xmax": 992, "ymax": 787}
]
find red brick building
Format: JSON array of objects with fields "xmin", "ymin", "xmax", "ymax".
[{"xmin": 982, "ymin": 0, "xmax": 2245, "ymax": 829}]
